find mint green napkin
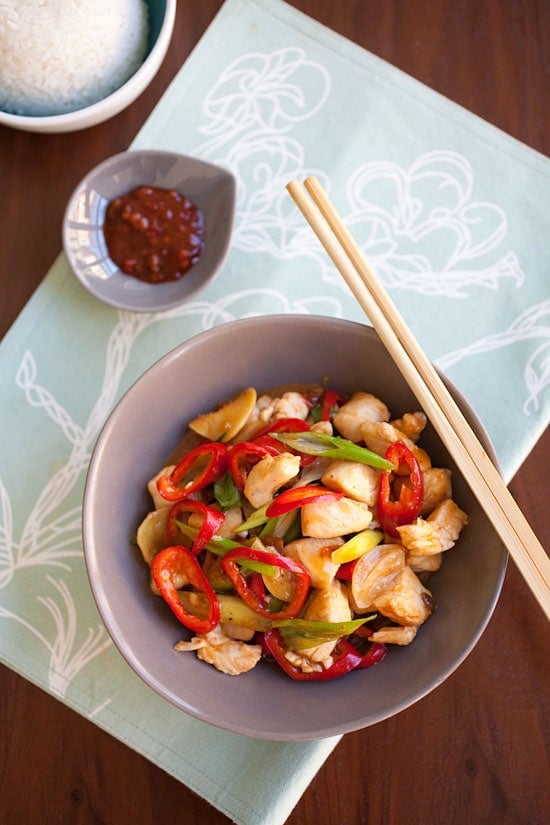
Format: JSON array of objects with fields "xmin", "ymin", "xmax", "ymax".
[{"xmin": 0, "ymin": 1, "xmax": 548, "ymax": 824}]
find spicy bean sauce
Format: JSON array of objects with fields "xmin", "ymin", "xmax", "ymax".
[{"xmin": 103, "ymin": 185, "xmax": 205, "ymax": 284}]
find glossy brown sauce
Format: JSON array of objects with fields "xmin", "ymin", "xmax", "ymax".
[{"xmin": 103, "ymin": 185, "xmax": 205, "ymax": 284}]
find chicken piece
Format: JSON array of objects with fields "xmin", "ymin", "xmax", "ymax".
[
  {"xmin": 244, "ymin": 452, "xmax": 301, "ymax": 508},
  {"xmin": 283, "ymin": 648, "xmax": 324, "ymax": 674},
  {"xmin": 407, "ymin": 552, "xmax": 442, "ymax": 573},
  {"xmin": 231, "ymin": 394, "xmax": 274, "ymax": 441},
  {"xmin": 301, "ymin": 496, "xmax": 372, "ymax": 538},
  {"xmin": 241, "ymin": 391, "xmax": 309, "ymax": 435},
  {"xmin": 397, "ymin": 519, "xmax": 440, "ymax": 556},
  {"xmin": 333, "ymin": 392, "xmax": 390, "ymax": 443},
  {"xmin": 350, "ymin": 544, "xmax": 406, "ymax": 610},
  {"xmin": 372, "ymin": 566, "xmax": 434, "ymax": 626},
  {"xmin": 429, "ymin": 497, "xmax": 468, "ymax": 538},
  {"xmin": 219, "ymin": 506, "xmax": 246, "ymax": 539},
  {"xmin": 397, "ymin": 498, "xmax": 468, "ymax": 556},
  {"xmin": 389, "ymin": 412, "xmax": 427, "ymax": 443},
  {"xmin": 175, "ymin": 625, "xmax": 262, "ymax": 675},
  {"xmin": 284, "ymin": 536, "xmax": 344, "ymax": 588},
  {"xmin": 421, "ymin": 467, "xmax": 452, "ymax": 515},
  {"xmin": 173, "ymin": 638, "xmax": 204, "ymax": 652},
  {"xmin": 295, "ymin": 581, "xmax": 352, "ymax": 665},
  {"xmin": 254, "ymin": 394, "xmax": 277, "ymax": 423},
  {"xmin": 266, "ymin": 459, "xmax": 331, "ymax": 539},
  {"xmin": 321, "ymin": 459, "xmax": 380, "ymax": 506},
  {"xmin": 136, "ymin": 507, "xmax": 169, "ymax": 565},
  {"xmin": 220, "ymin": 624, "xmax": 256, "ymax": 641},
  {"xmin": 310, "ymin": 420, "xmax": 333, "ymax": 435},
  {"xmin": 369, "ymin": 625, "xmax": 418, "ymax": 645},
  {"xmin": 147, "ymin": 465, "xmax": 175, "ymax": 509},
  {"xmin": 272, "ymin": 391, "xmax": 310, "ymax": 421},
  {"xmin": 360, "ymin": 421, "xmax": 431, "ymax": 471}
]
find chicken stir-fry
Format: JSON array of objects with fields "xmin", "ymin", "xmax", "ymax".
[{"xmin": 136, "ymin": 384, "xmax": 468, "ymax": 681}]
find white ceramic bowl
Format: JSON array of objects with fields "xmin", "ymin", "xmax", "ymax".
[
  {"xmin": 62, "ymin": 149, "xmax": 236, "ymax": 312},
  {"xmin": 0, "ymin": 0, "xmax": 176, "ymax": 134},
  {"xmin": 82, "ymin": 316, "xmax": 507, "ymax": 740}
]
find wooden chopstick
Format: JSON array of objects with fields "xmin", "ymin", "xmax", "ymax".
[{"xmin": 286, "ymin": 176, "xmax": 550, "ymax": 621}]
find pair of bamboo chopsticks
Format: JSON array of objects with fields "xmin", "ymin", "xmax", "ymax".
[{"xmin": 287, "ymin": 176, "xmax": 550, "ymax": 621}]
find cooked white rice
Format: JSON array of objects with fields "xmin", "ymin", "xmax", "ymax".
[{"xmin": 0, "ymin": 0, "xmax": 149, "ymax": 116}]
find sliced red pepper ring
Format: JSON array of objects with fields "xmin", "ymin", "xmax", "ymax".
[
  {"xmin": 157, "ymin": 442, "xmax": 228, "ymax": 502},
  {"xmin": 261, "ymin": 628, "xmax": 364, "ymax": 681},
  {"xmin": 252, "ymin": 434, "xmax": 288, "ymax": 455},
  {"xmin": 319, "ymin": 388, "xmax": 347, "ymax": 422},
  {"xmin": 253, "ymin": 417, "xmax": 310, "ymax": 441},
  {"xmin": 377, "ymin": 441, "xmax": 423, "ymax": 537},
  {"xmin": 167, "ymin": 499, "xmax": 225, "ymax": 555},
  {"xmin": 357, "ymin": 640, "xmax": 387, "ymax": 669},
  {"xmin": 248, "ymin": 571, "xmax": 269, "ymax": 609},
  {"xmin": 221, "ymin": 547, "xmax": 310, "ymax": 620},
  {"xmin": 265, "ymin": 485, "xmax": 343, "ymax": 518},
  {"xmin": 350, "ymin": 625, "xmax": 388, "ymax": 669},
  {"xmin": 227, "ymin": 441, "xmax": 279, "ymax": 491},
  {"xmin": 335, "ymin": 559, "xmax": 358, "ymax": 581},
  {"xmin": 151, "ymin": 545, "xmax": 220, "ymax": 634}
]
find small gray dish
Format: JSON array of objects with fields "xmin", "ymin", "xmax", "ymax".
[{"xmin": 63, "ymin": 149, "xmax": 236, "ymax": 312}]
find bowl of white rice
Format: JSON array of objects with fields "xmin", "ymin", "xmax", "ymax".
[{"xmin": 0, "ymin": 0, "xmax": 176, "ymax": 133}]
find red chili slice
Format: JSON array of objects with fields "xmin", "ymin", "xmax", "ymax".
[
  {"xmin": 151, "ymin": 545, "xmax": 220, "ymax": 634},
  {"xmin": 156, "ymin": 442, "xmax": 228, "ymax": 502},
  {"xmin": 221, "ymin": 547, "xmax": 310, "ymax": 620},
  {"xmin": 319, "ymin": 389, "xmax": 347, "ymax": 422},
  {"xmin": 335, "ymin": 559, "xmax": 358, "ymax": 581},
  {"xmin": 261, "ymin": 629, "xmax": 363, "ymax": 681},
  {"xmin": 351, "ymin": 625, "xmax": 388, "ymax": 669},
  {"xmin": 377, "ymin": 441, "xmax": 423, "ymax": 537},
  {"xmin": 253, "ymin": 417, "xmax": 311, "ymax": 441},
  {"xmin": 166, "ymin": 499, "xmax": 225, "ymax": 554},
  {"xmin": 265, "ymin": 485, "xmax": 343, "ymax": 518},
  {"xmin": 227, "ymin": 441, "xmax": 279, "ymax": 491},
  {"xmin": 357, "ymin": 640, "xmax": 387, "ymax": 669}
]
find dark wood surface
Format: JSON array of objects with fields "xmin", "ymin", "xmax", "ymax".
[{"xmin": 1, "ymin": 2, "xmax": 548, "ymax": 823}]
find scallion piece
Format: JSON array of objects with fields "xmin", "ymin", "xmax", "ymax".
[
  {"xmin": 273, "ymin": 616, "xmax": 375, "ymax": 649},
  {"xmin": 331, "ymin": 528, "xmax": 384, "ymax": 564},
  {"xmin": 271, "ymin": 431, "xmax": 394, "ymax": 470}
]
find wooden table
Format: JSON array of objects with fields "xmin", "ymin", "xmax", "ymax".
[{"xmin": 1, "ymin": 2, "xmax": 548, "ymax": 822}]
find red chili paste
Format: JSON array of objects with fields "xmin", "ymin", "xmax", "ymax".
[{"xmin": 103, "ymin": 185, "xmax": 205, "ymax": 284}]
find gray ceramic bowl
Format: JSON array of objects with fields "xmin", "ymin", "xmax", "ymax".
[
  {"xmin": 82, "ymin": 315, "xmax": 507, "ymax": 740},
  {"xmin": 0, "ymin": 0, "xmax": 176, "ymax": 134},
  {"xmin": 63, "ymin": 149, "xmax": 236, "ymax": 312}
]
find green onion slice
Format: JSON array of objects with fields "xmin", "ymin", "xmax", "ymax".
[
  {"xmin": 271, "ymin": 431, "xmax": 394, "ymax": 470},
  {"xmin": 273, "ymin": 616, "xmax": 376, "ymax": 648}
]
